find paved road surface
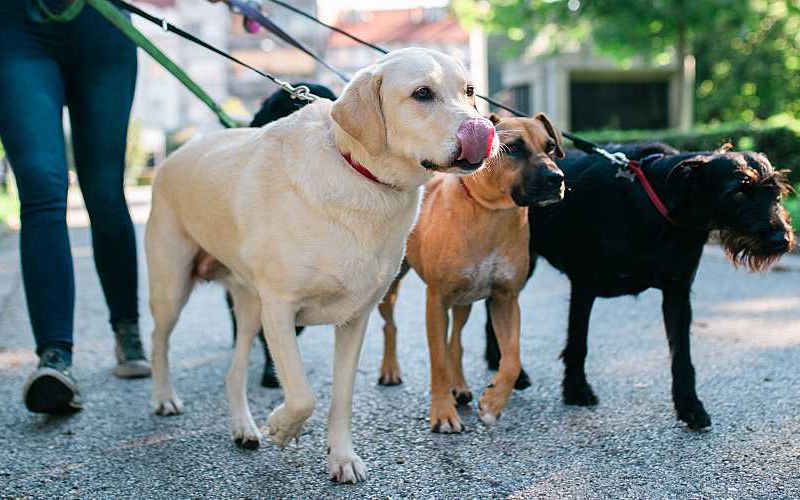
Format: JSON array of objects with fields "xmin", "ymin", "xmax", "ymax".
[{"xmin": 1, "ymin": 188, "xmax": 799, "ymax": 498}]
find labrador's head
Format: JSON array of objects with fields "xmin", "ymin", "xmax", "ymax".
[{"xmin": 331, "ymin": 48, "xmax": 499, "ymax": 186}]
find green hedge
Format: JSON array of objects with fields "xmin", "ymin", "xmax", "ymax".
[{"xmin": 577, "ymin": 114, "xmax": 800, "ymax": 184}]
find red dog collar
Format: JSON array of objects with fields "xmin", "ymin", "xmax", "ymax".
[{"xmin": 341, "ymin": 151, "xmax": 392, "ymax": 188}]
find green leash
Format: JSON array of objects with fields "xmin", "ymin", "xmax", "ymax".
[
  {"xmin": 34, "ymin": 0, "xmax": 234, "ymax": 128},
  {"xmin": 86, "ymin": 0, "xmax": 239, "ymax": 128}
]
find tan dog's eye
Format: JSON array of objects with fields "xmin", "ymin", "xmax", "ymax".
[
  {"xmin": 466, "ymin": 85, "xmax": 475, "ymax": 97},
  {"xmin": 546, "ymin": 140, "xmax": 557, "ymax": 155},
  {"xmin": 412, "ymin": 86, "xmax": 434, "ymax": 101}
]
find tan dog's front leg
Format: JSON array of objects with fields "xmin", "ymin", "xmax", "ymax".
[
  {"xmin": 448, "ymin": 304, "xmax": 472, "ymax": 405},
  {"xmin": 378, "ymin": 278, "xmax": 402, "ymax": 386},
  {"xmin": 478, "ymin": 294, "xmax": 521, "ymax": 425},
  {"xmin": 259, "ymin": 290, "xmax": 315, "ymax": 448},
  {"xmin": 426, "ymin": 288, "xmax": 462, "ymax": 433},
  {"xmin": 327, "ymin": 313, "xmax": 369, "ymax": 484}
]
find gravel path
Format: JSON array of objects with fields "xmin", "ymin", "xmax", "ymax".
[{"xmin": 1, "ymin": 200, "xmax": 799, "ymax": 498}]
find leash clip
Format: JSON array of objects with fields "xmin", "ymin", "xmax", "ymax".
[
  {"xmin": 274, "ymin": 79, "xmax": 317, "ymax": 102},
  {"xmin": 615, "ymin": 166, "xmax": 636, "ymax": 182}
]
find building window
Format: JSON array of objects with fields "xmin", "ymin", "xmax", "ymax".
[
  {"xmin": 509, "ymin": 85, "xmax": 530, "ymax": 115},
  {"xmin": 570, "ymin": 80, "xmax": 669, "ymax": 131}
]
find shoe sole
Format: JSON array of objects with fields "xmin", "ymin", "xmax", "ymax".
[
  {"xmin": 113, "ymin": 363, "xmax": 152, "ymax": 379},
  {"xmin": 23, "ymin": 368, "xmax": 82, "ymax": 414}
]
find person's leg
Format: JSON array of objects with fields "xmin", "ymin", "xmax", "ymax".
[
  {"xmin": 63, "ymin": 8, "xmax": 149, "ymax": 378},
  {"xmin": 0, "ymin": 26, "xmax": 73, "ymax": 357},
  {"xmin": 0, "ymin": 16, "xmax": 81, "ymax": 412}
]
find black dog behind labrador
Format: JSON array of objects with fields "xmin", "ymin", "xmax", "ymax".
[
  {"xmin": 486, "ymin": 142, "xmax": 795, "ymax": 429},
  {"xmin": 227, "ymin": 82, "xmax": 336, "ymax": 388}
]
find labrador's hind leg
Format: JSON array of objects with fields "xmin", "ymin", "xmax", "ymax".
[{"xmin": 146, "ymin": 205, "xmax": 196, "ymax": 416}]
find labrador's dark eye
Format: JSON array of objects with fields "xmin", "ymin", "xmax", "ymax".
[
  {"xmin": 412, "ymin": 86, "xmax": 434, "ymax": 101},
  {"xmin": 466, "ymin": 85, "xmax": 475, "ymax": 97}
]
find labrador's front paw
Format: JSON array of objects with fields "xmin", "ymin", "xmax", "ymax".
[
  {"xmin": 153, "ymin": 392, "xmax": 183, "ymax": 416},
  {"xmin": 267, "ymin": 404, "xmax": 308, "ymax": 448},
  {"xmin": 328, "ymin": 448, "xmax": 367, "ymax": 484},
  {"xmin": 231, "ymin": 413, "xmax": 262, "ymax": 450}
]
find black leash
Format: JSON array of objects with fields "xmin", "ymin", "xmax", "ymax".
[
  {"xmin": 110, "ymin": 0, "xmax": 319, "ymax": 101},
  {"xmin": 227, "ymin": 0, "xmax": 350, "ymax": 82},
  {"xmin": 263, "ymin": 0, "xmax": 530, "ymax": 118},
  {"xmin": 265, "ymin": 0, "xmax": 390, "ymax": 55}
]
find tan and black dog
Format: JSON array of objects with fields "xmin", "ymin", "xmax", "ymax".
[{"xmin": 377, "ymin": 114, "xmax": 565, "ymax": 432}]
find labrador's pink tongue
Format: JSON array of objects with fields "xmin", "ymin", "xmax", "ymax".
[{"xmin": 457, "ymin": 118, "xmax": 495, "ymax": 164}]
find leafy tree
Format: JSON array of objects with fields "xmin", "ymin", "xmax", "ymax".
[{"xmin": 453, "ymin": 0, "xmax": 800, "ymax": 125}]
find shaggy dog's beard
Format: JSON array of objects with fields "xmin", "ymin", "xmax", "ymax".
[{"xmin": 719, "ymin": 225, "xmax": 795, "ymax": 272}]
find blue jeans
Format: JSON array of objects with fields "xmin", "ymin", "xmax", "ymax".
[{"xmin": 0, "ymin": 2, "xmax": 138, "ymax": 355}]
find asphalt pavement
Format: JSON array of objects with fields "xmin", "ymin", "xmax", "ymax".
[{"xmin": 1, "ymin": 188, "xmax": 799, "ymax": 499}]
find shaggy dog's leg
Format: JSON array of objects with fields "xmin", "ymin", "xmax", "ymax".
[
  {"xmin": 485, "ymin": 299, "xmax": 531, "ymax": 389},
  {"xmin": 478, "ymin": 294, "xmax": 521, "ymax": 425},
  {"xmin": 327, "ymin": 313, "xmax": 369, "ymax": 484},
  {"xmin": 561, "ymin": 282, "xmax": 598, "ymax": 406},
  {"xmin": 448, "ymin": 304, "xmax": 473, "ymax": 405},
  {"xmin": 146, "ymin": 207, "xmax": 196, "ymax": 416},
  {"xmin": 259, "ymin": 292, "xmax": 315, "ymax": 448},
  {"xmin": 226, "ymin": 284, "xmax": 262, "ymax": 449},
  {"xmin": 662, "ymin": 282, "xmax": 711, "ymax": 430}
]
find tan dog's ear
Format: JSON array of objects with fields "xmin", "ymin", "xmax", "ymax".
[
  {"xmin": 488, "ymin": 113, "xmax": 502, "ymax": 125},
  {"xmin": 331, "ymin": 70, "xmax": 385, "ymax": 156},
  {"xmin": 534, "ymin": 112, "xmax": 565, "ymax": 159}
]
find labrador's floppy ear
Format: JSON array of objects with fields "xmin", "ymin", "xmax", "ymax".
[
  {"xmin": 331, "ymin": 70, "xmax": 386, "ymax": 157},
  {"xmin": 534, "ymin": 112, "xmax": 565, "ymax": 159}
]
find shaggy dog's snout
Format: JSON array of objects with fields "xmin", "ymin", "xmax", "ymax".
[{"xmin": 456, "ymin": 118, "xmax": 495, "ymax": 164}]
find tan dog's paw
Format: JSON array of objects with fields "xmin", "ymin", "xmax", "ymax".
[
  {"xmin": 429, "ymin": 396, "xmax": 463, "ymax": 433},
  {"xmin": 267, "ymin": 404, "xmax": 308, "ymax": 448},
  {"xmin": 377, "ymin": 358, "xmax": 403, "ymax": 386},
  {"xmin": 477, "ymin": 381, "xmax": 513, "ymax": 425},
  {"xmin": 328, "ymin": 448, "xmax": 367, "ymax": 484},
  {"xmin": 452, "ymin": 386, "xmax": 473, "ymax": 406}
]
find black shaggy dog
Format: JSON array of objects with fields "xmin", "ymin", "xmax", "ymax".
[
  {"xmin": 226, "ymin": 82, "xmax": 336, "ymax": 388},
  {"xmin": 486, "ymin": 142, "xmax": 795, "ymax": 429}
]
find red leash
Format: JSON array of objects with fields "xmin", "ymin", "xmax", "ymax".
[{"xmin": 626, "ymin": 159, "xmax": 685, "ymax": 229}]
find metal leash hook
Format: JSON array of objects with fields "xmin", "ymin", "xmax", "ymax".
[{"xmin": 275, "ymin": 79, "xmax": 317, "ymax": 102}]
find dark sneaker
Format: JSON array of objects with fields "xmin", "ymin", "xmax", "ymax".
[
  {"xmin": 23, "ymin": 348, "xmax": 83, "ymax": 414},
  {"xmin": 113, "ymin": 322, "xmax": 152, "ymax": 379}
]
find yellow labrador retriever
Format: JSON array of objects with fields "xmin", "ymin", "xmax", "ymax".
[{"xmin": 145, "ymin": 48, "xmax": 498, "ymax": 484}]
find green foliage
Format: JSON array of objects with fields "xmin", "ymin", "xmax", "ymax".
[
  {"xmin": 576, "ymin": 115, "xmax": 800, "ymax": 185},
  {"xmin": 694, "ymin": 2, "xmax": 800, "ymax": 122},
  {"xmin": 453, "ymin": 0, "xmax": 800, "ymax": 124},
  {"xmin": 784, "ymin": 187, "xmax": 800, "ymax": 232},
  {"xmin": 0, "ymin": 189, "xmax": 19, "ymax": 230}
]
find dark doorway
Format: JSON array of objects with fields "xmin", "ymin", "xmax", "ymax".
[{"xmin": 570, "ymin": 80, "xmax": 669, "ymax": 131}]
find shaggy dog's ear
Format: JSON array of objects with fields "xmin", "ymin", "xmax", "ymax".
[
  {"xmin": 331, "ymin": 70, "xmax": 386, "ymax": 156},
  {"xmin": 534, "ymin": 112, "xmax": 565, "ymax": 159},
  {"xmin": 668, "ymin": 155, "xmax": 713, "ymax": 185}
]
